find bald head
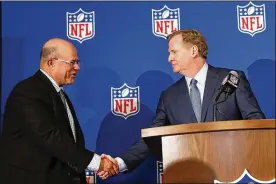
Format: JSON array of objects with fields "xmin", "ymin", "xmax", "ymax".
[
  {"xmin": 40, "ymin": 38, "xmax": 76, "ymax": 65},
  {"xmin": 39, "ymin": 38, "xmax": 80, "ymax": 86}
]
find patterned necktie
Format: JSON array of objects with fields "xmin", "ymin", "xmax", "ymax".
[
  {"xmin": 190, "ymin": 79, "xmax": 202, "ymax": 122},
  {"xmin": 59, "ymin": 89, "xmax": 77, "ymax": 142}
]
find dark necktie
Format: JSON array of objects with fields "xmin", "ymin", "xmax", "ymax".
[
  {"xmin": 58, "ymin": 89, "xmax": 77, "ymax": 142},
  {"xmin": 190, "ymin": 79, "xmax": 202, "ymax": 122}
]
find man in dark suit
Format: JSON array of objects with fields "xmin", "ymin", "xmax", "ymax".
[
  {"xmin": 0, "ymin": 38, "xmax": 118, "ymax": 184},
  {"xmin": 97, "ymin": 29, "xmax": 266, "ymax": 179}
]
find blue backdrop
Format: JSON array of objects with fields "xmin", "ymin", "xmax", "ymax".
[{"xmin": 1, "ymin": 1, "xmax": 275, "ymax": 183}]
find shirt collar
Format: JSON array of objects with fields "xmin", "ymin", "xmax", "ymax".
[
  {"xmin": 185, "ymin": 62, "xmax": 208, "ymax": 86},
  {"xmin": 40, "ymin": 69, "xmax": 62, "ymax": 92}
]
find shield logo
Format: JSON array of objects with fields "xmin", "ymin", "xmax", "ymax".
[
  {"xmin": 214, "ymin": 169, "xmax": 275, "ymax": 183},
  {"xmin": 237, "ymin": 2, "xmax": 266, "ymax": 37},
  {"xmin": 66, "ymin": 8, "xmax": 95, "ymax": 43},
  {"xmin": 152, "ymin": 5, "xmax": 180, "ymax": 39},
  {"xmin": 111, "ymin": 83, "xmax": 140, "ymax": 119},
  {"xmin": 157, "ymin": 161, "xmax": 164, "ymax": 184},
  {"xmin": 85, "ymin": 169, "xmax": 96, "ymax": 184}
]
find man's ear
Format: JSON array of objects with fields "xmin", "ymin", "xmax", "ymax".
[
  {"xmin": 47, "ymin": 59, "xmax": 55, "ymax": 67},
  {"xmin": 191, "ymin": 45, "xmax": 199, "ymax": 58}
]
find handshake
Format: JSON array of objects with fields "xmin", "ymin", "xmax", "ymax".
[{"xmin": 97, "ymin": 154, "xmax": 119, "ymax": 180}]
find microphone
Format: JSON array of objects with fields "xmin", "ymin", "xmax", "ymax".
[
  {"xmin": 213, "ymin": 71, "xmax": 240, "ymax": 121},
  {"xmin": 214, "ymin": 71, "xmax": 239, "ymax": 102}
]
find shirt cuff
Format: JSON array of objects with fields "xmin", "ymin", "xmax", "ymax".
[
  {"xmin": 87, "ymin": 153, "xmax": 101, "ymax": 171},
  {"xmin": 115, "ymin": 157, "xmax": 128, "ymax": 172}
]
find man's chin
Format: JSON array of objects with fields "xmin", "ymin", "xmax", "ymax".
[
  {"xmin": 172, "ymin": 68, "xmax": 180, "ymax": 73},
  {"xmin": 65, "ymin": 79, "xmax": 75, "ymax": 85}
]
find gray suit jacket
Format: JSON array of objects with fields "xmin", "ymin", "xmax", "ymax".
[{"xmin": 121, "ymin": 64, "xmax": 265, "ymax": 171}]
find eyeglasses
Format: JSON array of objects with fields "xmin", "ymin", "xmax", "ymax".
[{"xmin": 54, "ymin": 58, "xmax": 80, "ymax": 67}]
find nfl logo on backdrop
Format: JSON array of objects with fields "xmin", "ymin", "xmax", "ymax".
[
  {"xmin": 152, "ymin": 5, "xmax": 180, "ymax": 39},
  {"xmin": 85, "ymin": 169, "xmax": 96, "ymax": 184},
  {"xmin": 111, "ymin": 83, "xmax": 140, "ymax": 119},
  {"xmin": 66, "ymin": 8, "xmax": 95, "ymax": 43},
  {"xmin": 157, "ymin": 161, "xmax": 164, "ymax": 184},
  {"xmin": 214, "ymin": 169, "xmax": 275, "ymax": 183},
  {"xmin": 237, "ymin": 2, "xmax": 266, "ymax": 37}
]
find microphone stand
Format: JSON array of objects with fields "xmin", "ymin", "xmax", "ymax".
[
  {"xmin": 213, "ymin": 87, "xmax": 231, "ymax": 121},
  {"xmin": 213, "ymin": 97, "xmax": 229, "ymax": 121},
  {"xmin": 213, "ymin": 103, "xmax": 218, "ymax": 121},
  {"xmin": 213, "ymin": 86, "xmax": 225, "ymax": 121}
]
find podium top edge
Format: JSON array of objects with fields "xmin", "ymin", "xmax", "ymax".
[{"xmin": 141, "ymin": 119, "xmax": 276, "ymax": 138}]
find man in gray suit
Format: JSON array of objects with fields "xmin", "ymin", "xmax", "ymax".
[{"xmin": 97, "ymin": 29, "xmax": 265, "ymax": 179}]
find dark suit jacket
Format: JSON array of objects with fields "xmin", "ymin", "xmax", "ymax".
[
  {"xmin": 121, "ymin": 64, "xmax": 266, "ymax": 171},
  {"xmin": 0, "ymin": 70, "xmax": 94, "ymax": 184}
]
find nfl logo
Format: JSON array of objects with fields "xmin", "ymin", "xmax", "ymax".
[
  {"xmin": 157, "ymin": 161, "xmax": 164, "ymax": 184},
  {"xmin": 85, "ymin": 169, "xmax": 96, "ymax": 184},
  {"xmin": 152, "ymin": 5, "xmax": 180, "ymax": 39},
  {"xmin": 66, "ymin": 8, "xmax": 95, "ymax": 43},
  {"xmin": 237, "ymin": 2, "xmax": 266, "ymax": 37},
  {"xmin": 214, "ymin": 169, "xmax": 275, "ymax": 183},
  {"xmin": 111, "ymin": 83, "xmax": 140, "ymax": 119}
]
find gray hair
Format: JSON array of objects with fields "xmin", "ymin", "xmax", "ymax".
[{"xmin": 40, "ymin": 47, "xmax": 58, "ymax": 63}]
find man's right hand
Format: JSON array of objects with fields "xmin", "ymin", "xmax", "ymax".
[
  {"xmin": 97, "ymin": 154, "xmax": 119, "ymax": 179},
  {"xmin": 98, "ymin": 156, "xmax": 119, "ymax": 179}
]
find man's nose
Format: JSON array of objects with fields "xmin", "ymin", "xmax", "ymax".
[
  {"xmin": 168, "ymin": 54, "xmax": 173, "ymax": 63},
  {"xmin": 74, "ymin": 63, "xmax": 80, "ymax": 70}
]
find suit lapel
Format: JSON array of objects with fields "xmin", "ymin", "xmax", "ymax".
[
  {"xmin": 201, "ymin": 65, "xmax": 220, "ymax": 122},
  {"xmin": 35, "ymin": 70, "xmax": 78, "ymax": 143},
  {"xmin": 175, "ymin": 77, "xmax": 198, "ymax": 123},
  {"xmin": 63, "ymin": 92, "xmax": 80, "ymax": 143},
  {"xmin": 52, "ymin": 91, "xmax": 72, "ymax": 127}
]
